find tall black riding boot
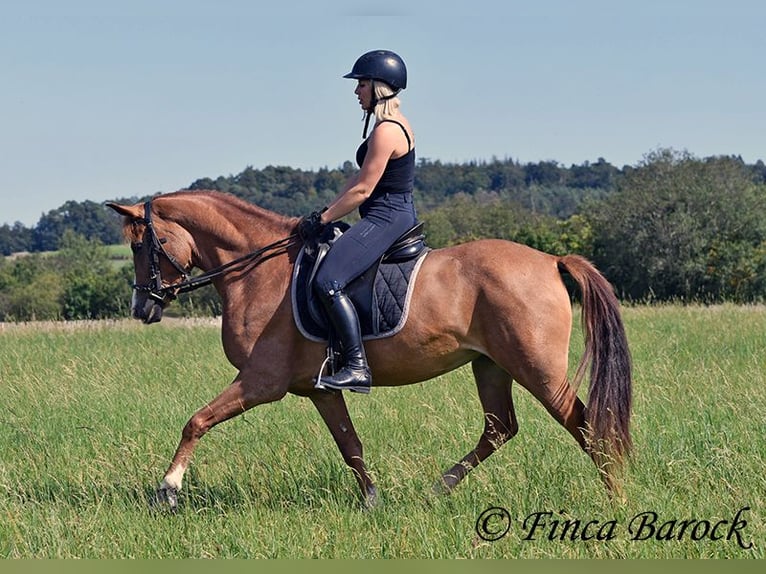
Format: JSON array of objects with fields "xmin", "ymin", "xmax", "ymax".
[{"xmin": 315, "ymin": 289, "xmax": 372, "ymax": 394}]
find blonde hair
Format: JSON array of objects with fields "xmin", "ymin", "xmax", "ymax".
[{"xmin": 373, "ymin": 81, "xmax": 401, "ymax": 122}]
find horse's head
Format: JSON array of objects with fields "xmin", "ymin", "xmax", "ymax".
[{"xmin": 107, "ymin": 200, "xmax": 193, "ymax": 324}]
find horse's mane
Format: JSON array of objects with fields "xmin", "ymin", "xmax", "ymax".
[
  {"xmin": 163, "ymin": 189, "xmax": 289, "ymax": 220},
  {"xmin": 118, "ymin": 190, "xmax": 296, "ymax": 243}
]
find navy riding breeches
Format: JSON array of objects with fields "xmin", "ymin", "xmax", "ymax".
[{"xmin": 314, "ymin": 193, "xmax": 417, "ymax": 295}]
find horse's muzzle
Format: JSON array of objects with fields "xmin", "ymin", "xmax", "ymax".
[{"xmin": 134, "ymin": 298, "xmax": 164, "ymax": 324}]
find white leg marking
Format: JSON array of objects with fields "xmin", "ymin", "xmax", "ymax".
[{"xmin": 161, "ymin": 464, "xmax": 186, "ymax": 491}]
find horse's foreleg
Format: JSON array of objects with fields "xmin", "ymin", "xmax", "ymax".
[
  {"xmin": 309, "ymin": 390, "xmax": 377, "ymax": 508},
  {"xmin": 157, "ymin": 376, "xmax": 285, "ymax": 511},
  {"xmin": 438, "ymin": 356, "xmax": 517, "ymax": 493}
]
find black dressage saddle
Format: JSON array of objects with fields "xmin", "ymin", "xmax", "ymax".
[{"xmin": 291, "ymin": 222, "xmax": 429, "ymax": 343}]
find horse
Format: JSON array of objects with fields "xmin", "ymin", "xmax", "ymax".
[{"xmin": 107, "ymin": 189, "xmax": 632, "ymax": 510}]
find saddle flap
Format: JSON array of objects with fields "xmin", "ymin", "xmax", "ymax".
[
  {"xmin": 292, "ymin": 238, "xmax": 429, "ymax": 343},
  {"xmin": 305, "ymin": 223, "xmax": 348, "ymax": 325}
]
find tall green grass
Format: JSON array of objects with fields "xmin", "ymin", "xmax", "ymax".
[{"xmin": 0, "ymin": 306, "xmax": 763, "ymax": 558}]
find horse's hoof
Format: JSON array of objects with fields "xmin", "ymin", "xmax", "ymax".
[
  {"xmin": 363, "ymin": 485, "xmax": 378, "ymax": 509},
  {"xmin": 154, "ymin": 486, "xmax": 179, "ymax": 512},
  {"xmin": 432, "ymin": 476, "xmax": 456, "ymax": 496}
]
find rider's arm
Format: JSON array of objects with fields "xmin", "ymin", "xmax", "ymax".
[{"xmin": 320, "ymin": 123, "xmax": 401, "ymax": 224}]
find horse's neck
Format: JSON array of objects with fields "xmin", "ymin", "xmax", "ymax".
[
  {"xmin": 184, "ymin": 199, "xmax": 295, "ymax": 368},
  {"xmin": 165, "ymin": 194, "xmax": 294, "ymax": 271}
]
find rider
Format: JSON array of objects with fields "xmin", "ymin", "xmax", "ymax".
[{"xmin": 298, "ymin": 49, "xmax": 418, "ymax": 394}]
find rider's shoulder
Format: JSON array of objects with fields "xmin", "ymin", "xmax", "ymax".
[{"xmin": 372, "ymin": 118, "xmax": 413, "ymax": 151}]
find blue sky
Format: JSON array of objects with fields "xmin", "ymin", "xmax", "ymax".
[{"xmin": 2, "ymin": 0, "xmax": 764, "ymax": 226}]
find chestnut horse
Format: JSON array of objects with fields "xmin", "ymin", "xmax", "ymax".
[{"xmin": 107, "ymin": 190, "xmax": 632, "ymax": 509}]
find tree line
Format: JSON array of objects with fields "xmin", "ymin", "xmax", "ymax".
[
  {"xmin": 0, "ymin": 155, "xmax": 633, "ymax": 254},
  {"xmin": 1, "ymin": 148, "xmax": 765, "ymax": 321}
]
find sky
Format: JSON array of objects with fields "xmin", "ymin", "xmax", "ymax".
[{"xmin": 1, "ymin": 0, "xmax": 764, "ymax": 226}]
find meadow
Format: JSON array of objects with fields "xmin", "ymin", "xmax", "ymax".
[{"xmin": 0, "ymin": 305, "xmax": 763, "ymax": 559}]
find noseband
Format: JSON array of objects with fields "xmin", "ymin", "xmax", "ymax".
[{"xmin": 132, "ymin": 200, "xmax": 299, "ymax": 302}]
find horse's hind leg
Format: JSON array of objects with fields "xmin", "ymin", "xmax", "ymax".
[{"xmin": 438, "ymin": 356, "xmax": 518, "ymax": 493}]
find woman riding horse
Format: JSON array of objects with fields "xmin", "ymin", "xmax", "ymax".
[
  {"xmin": 298, "ymin": 50, "xmax": 419, "ymax": 395},
  {"xmin": 106, "ymin": 55, "xmax": 632, "ymax": 509}
]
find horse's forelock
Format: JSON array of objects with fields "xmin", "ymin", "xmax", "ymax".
[{"xmin": 114, "ymin": 215, "xmax": 142, "ymax": 244}]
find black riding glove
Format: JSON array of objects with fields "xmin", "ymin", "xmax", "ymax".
[{"xmin": 298, "ymin": 209, "xmax": 327, "ymax": 243}]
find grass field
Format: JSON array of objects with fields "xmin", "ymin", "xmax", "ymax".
[{"xmin": 0, "ymin": 306, "xmax": 764, "ymax": 558}]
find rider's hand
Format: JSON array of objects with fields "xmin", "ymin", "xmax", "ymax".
[{"xmin": 297, "ymin": 209, "xmax": 327, "ymax": 243}]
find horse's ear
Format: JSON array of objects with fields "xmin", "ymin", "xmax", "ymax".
[{"xmin": 106, "ymin": 202, "xmax": 143, "ymax": 219}]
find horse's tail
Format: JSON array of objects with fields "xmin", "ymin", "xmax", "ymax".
[{"xmin": 557, "ymin": 254, "xmax": 633, "ymax": 485}]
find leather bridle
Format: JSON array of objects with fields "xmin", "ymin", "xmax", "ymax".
[{"xmin": 132, "ymin": 200, "xmax": 299, "ymax": 303}]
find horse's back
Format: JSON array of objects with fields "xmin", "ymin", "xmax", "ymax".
[
  {"xmin": 392, "ymin": 238, "xmax": 572, "ymax": 366},
  {"xmin": 419, "ymin": 238, "xmax": 568, "ymax": 306}
]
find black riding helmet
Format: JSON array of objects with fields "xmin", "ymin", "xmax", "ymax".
[
  {"xmin": 344, "ymin": 50, "xmax": 407, "ymax": 137},
  {"xmin": 343, "ymin": 49, "xmax": 407, "ymax": 90}
]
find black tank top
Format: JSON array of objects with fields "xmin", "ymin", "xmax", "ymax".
[{"xmin": 355, "ymin": 120, "xmax": 415, "ymax": 196}]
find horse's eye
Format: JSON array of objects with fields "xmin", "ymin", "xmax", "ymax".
[{"xmin": 130, "ymin": 242, "xmax": 143, "ymax": 254}]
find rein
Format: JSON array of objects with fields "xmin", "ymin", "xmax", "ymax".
[{"xmin": 135, "ymin": 200, "xmax": 300, "ymax": 301}]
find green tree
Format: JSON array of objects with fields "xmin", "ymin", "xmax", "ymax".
[
  {"xmin": 32, "ymin": 200, "xmax": 123, "ymax": 252},
  {"xmin": 58, "ymin": 230, "xmax": 132, "ymax": 319},
  {"xmin": 174, "ymin": 283, "xmax": 223, "ymax": 317},
  {"xmin": 588, "ymin": 149, "xmax": 766, "ymax": 302},
  {"xmin": 0, "ymin": 222, "xmax": 33, "ymax": 255},
  {"xmin": 0, "ymin": 254, "xmax": 63, "ymax": 321}
]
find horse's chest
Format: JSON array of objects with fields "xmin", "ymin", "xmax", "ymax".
[{"xmin": 220, "ymin": 321, "xmax": 261, "ymax": 369}]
